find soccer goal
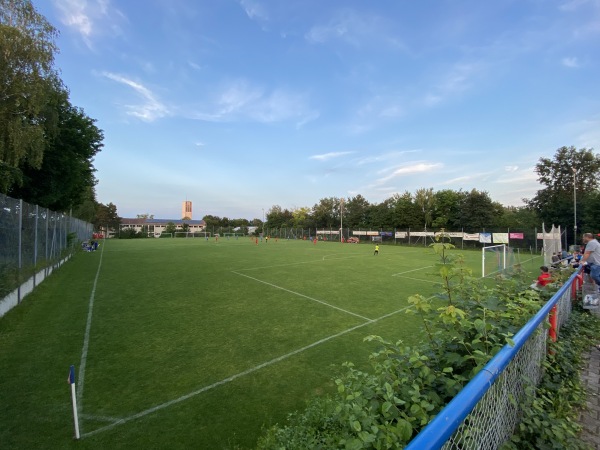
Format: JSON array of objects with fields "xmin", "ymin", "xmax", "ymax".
[
  {"xmin": 159, "ymin": 233, "xmax": 173, "ymax": 238},
  {"xmin": 482, "ymin": 244, "xmax": 515, "ymax": 277},
  {"xmin": 173, "ymin": 231, "xmax": 194, "ymax": 238}
]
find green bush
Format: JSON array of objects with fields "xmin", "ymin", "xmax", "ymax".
[{"xmin": 118, "ymin": 228, "xmax": 147, "ymax": 239}]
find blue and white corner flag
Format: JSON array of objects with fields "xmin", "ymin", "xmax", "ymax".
[
  {"xmin": 68, "ymin": 365, "xmax": 76, "ymax": 385},
  {"xmin": 68, "ymin": 365, "xmax": 80, "ymax": 439}
]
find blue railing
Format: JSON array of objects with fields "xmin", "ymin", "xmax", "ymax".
[{"xmin": 405, "ymin": 269, "xmax": 581, "ymax": 450}]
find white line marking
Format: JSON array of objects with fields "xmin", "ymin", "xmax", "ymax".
[
  {"xmin": 394, "ymin": 275, "xmax": 441, "ymax": 285},
  {"xmin": 232, "ymin": 271, "xmax": 373, "ymax": 321},
  {"xmin": 77, "ymin": 239, "xmax": 106, "ymax": 415},
  {"xmin": 391, "ymin": 265, "xmax": 434, "ymax": 277},
  {"xmin": 81, "ymin": 302, "xmax": 419, "ymax": 438},
  {"xmin": 235, "ymin": 255, "xmax": 364, "ymax": 272},
  {"xmin": 322, "ymin": 254, "xmax": 363, "ymax": 261},
  {"xmin": 80, "ymin": 414, "xmax": 122, "ymax": 423}
]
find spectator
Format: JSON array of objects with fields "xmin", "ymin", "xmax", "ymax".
[
  {"xmin": 581, "ymin": 233, "xmax": 600, "ymax": 286},
  {"xmin": 531, "ymin": 266, "xmax": 551, "ymax": 289}
]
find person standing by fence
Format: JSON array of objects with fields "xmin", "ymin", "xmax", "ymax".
[{"xmin": 581, "ymin": 233, "xmax": 600, "ymax": 286}]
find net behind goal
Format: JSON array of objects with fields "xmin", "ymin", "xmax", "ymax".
[{"xmin": 482, "ymin": 245, "xmax": 515, "ymax": 277}]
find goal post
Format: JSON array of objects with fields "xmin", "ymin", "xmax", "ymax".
[{"xmin": 482, "ymin": 244, "xmax": 507, "ymax": 277}]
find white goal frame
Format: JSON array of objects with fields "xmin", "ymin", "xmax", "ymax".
[
  {"xmin": 158, "ymin": 233, "xmax": 173, "ymax": 238},
  {"xmin": 482, "ymin": 244, "xmax": 507, "ymax": 278}
]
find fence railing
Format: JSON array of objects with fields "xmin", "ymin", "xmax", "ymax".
[
  {"xmin": 405, "ymin": 269, "xmax": 580, "ymax": 450},
  {"xmin": 0, "ymin": 193, "xmax": 93, "ymax": 316}
]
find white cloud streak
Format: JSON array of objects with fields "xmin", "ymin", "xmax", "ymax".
[
  {"xmin": 378, "ymin": 162, "xmax": 443, "ymax": 184},
  {"xmin": 309, "ymin": 151, "xmax": 354, "ymax": 161},
  {"xmin": 102, "ymin": 72, "xmax": 170, "ymax": 122},
  {"xmin": 52, "ymin": 0, "xmax": 125, "ymax": 48},
  {"xmin": 188, "ymin": 80, "xmax": 318, "ymax": 126}
]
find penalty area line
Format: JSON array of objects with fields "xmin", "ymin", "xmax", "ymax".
[
  {"xmin": 393, "ymin": 275, "xmax": 441, "ymax": 285},
  {"xmin": 80, "ymin": 302, "xmax": 418, "ymax": 439},
  {"xmin": 391, "ymin": 265, "xmax": 434, "ymax": 277},
  {"xmin": 232, "ymin": 271, "xmax": 373, "ymax": 322}
]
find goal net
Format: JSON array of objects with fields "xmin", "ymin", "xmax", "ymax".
[
  {"xmin": 174, "ymin": 232, "xmax": 211, "ymax": 238},
  {"xmin": 159, "ymin": 233, "xmax": 173, "ymax": 238},
  {"xmin": 174, "ymin": 232, "xmax": 194, "ymax": 238},
  {"xmin": 482, "ymin": 244, "xmax": 515, "ymax": 277},
  {"xmin": 541, "ymin": 223, "xmax": 562, "ymax": 267}
]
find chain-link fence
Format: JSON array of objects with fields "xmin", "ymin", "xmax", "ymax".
[
  {"xmin": 0, "ymin": 193, "xmax": 93, "ymax": 316},
  {"xmin": 405, "ymin": 270, "xmax": 579, "ymax": 450}
]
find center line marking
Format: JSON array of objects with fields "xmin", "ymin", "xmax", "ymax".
[{"xmin": 232, "ymin": 271, "xmax": 373, "ymax": 322}]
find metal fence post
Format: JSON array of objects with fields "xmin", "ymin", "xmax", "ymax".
[
  {"xmin": 34, "ymin": 204, "xmax": 38, "ymax": 288},
  {"xmin": 17, "ymin": 199, "xmax": 23, "ymax": 304}
]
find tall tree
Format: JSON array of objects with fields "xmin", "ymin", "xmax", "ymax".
[
  {"xmin": 432, "ymin": 189, "xmax": 465, "ymax": 229},
  {"xmin": 414, "ymin": 187, "xmax": 435, "ymax": 229},
  {"xmin": 312, "ymin": 197, "xmax": 340, "ymax": 228},
  {"xmin": 94, "ymin": 202, "xmax": 120, "ymax": 231},
  {"xmin": 10, "ymin": 88, "xmax": 103, "ymax": 210},
  {"xmin": 460, "ymin": 189, "xmax": 496, "ymax": 230},
  {"xmin": 527, "ymin": 146, "xmax": 600, "ymax": 241},
  {"xmin": 344, "ymin": 195, "xmax": 370, "ymax": 228},
  {"xmin": 0, "ymin": 0, "xmax": 59, "ymax": 191},
  {"xmin": 291, "ymin": 206, "xmax": 311, "ymax": 228},
  {"xmin": 389, "ymin": 192, "xmax": 421, "ymax": 229}
]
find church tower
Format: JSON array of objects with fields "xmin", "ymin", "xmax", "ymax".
[{"xmin": 182, "ymin": 201, "xmax": 192, "ymax": 220}]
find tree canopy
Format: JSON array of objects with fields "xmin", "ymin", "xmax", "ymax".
[
  {"xmin": 526, "ymin": 146, "xmax": 600, "ymax": 241},
  {"xmin": 1, "ymin": 0, "xmax": 111, "ymax": 229},
  {"xmin": 0, "ymin": 0, "xmax": 60, "ymax": 191}
]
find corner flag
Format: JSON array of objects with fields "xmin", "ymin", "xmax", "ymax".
[{"xmin": 68, "ymin": 365, "xmax": 81, "ymax": 439}]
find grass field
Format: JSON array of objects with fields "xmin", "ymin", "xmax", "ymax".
[{"xmin": 0, "ymin": 238, "xmax": 543, "ymax": 449}]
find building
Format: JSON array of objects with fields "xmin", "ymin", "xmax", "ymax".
[
  {"xmin": 182, "ymin": 201, "xmax": 192, "ymax": 220},
  {"xmin": 119, "ymin": 218, "xmax": 206, "ymax": 237}
]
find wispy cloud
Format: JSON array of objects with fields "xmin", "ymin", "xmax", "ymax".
[
  {"xmin": 421, "ymin": 62, "xmax": 484, "ymax": 106},
  {"xmin": 561, "ymin": 56, "xmax": 581, "ymax": 68},
  {"xmin": 52, "ymin": 0, "xmax": 126, "ymax": 48},
  {"xmin": 305, "ymin": 9, "xmax": 406, "ymax": 50},
  {"xmin": 239, "ymin": 0, "xmax": 268, "ymax": 21},
  {"xmin": 354, "ymin": 150, "xmax": 421, "ymax": 166},
  {"xmin": 505, "ymin": 165, "xmax": 519, "ymax": 172},
  {"xmin": 187, "ymin": 80, "xmax": 318, "ymax": 126},
  {"xmin": 378, "ymin": 162, "xmax": 443, "ymax": 184},
  {"xmin": 102, "ymin": 72, "xmax": 170, "ymax": 122},
  {"xmin": 309, "ymin": 151, "xmax": 354, "ymax": 161}
]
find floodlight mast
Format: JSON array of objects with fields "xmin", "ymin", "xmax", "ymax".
[
  {"xmin": 340, "ymin": 198, "xmax": 344, "ymax": 242},
  {"xmin": 573, "ymin": 167, "xmax": 577, "ymax": 247}
]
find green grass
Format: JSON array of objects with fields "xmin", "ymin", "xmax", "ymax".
[{"xmin": 0, "ymin": 238, "xmax": 542, "ymax": 449}]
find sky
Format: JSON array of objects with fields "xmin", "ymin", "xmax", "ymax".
[{"xmin": 36, "ymin": 0, "xmax": 600, "ymax": 221}]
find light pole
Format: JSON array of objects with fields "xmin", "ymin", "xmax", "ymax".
[
  {"xmin": 340, "ymin": 198, "xmax": 344, "ymax": 243},
  {"xmin": 262, "ymin": 208, "xmax": 265, "ymax": 237},
  {"xmin": 573, "ymin": 168, "xmax": 577, "ymax": 248}
]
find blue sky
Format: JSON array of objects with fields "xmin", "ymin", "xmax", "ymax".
[{"xmin": 37, "ymin": 0, "xmax": 600, "ymax": 221}]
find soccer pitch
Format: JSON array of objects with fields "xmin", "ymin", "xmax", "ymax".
[{"xmin": 0, "ymin": 238, "xmax": 542, "ymax": 449}]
